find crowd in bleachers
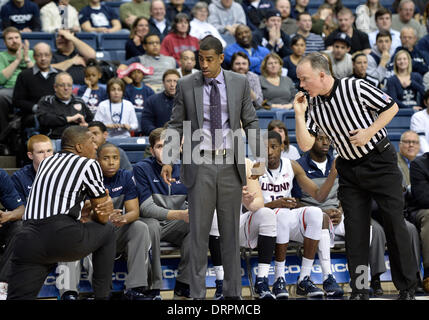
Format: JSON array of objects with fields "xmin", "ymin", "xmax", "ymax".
[{"xmin": 1, "ymin": 0, "xmax": 429, "ymax": 300}]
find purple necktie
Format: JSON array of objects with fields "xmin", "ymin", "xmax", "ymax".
[{"xmin": 209, "ymin": 79, "xmax": 222, "ymax": 149}]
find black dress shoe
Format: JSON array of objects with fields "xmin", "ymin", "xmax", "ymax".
[
  {"xmin": 397, "ymin": 290, "xmax": 415, "ymax": 300},
  {"xmin": 61, "ymin": 290, "xmax": 79, "ymax": 300},
  {"xmin": 349, "ymin": 292, "xmax": 370, "ymax": 300},
  {"xmin": 370, "ymin": 279, "xmax": 384, "ymax": 296}
]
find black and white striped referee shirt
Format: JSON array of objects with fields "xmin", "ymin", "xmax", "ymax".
[
  {"xmin": 306, "ymin": 78, "xmax": 395, "ymax": 160},
  {"xmin": 24, "ymin": 152, "xmax": 106, "ymax": 220}
]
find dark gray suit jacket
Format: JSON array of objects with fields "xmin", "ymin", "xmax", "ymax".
[{"xmin": 165, "ymin": 69, "xmax": 260, "ymax": 188}]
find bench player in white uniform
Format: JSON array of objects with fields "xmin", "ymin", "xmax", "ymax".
[
  {"xmin": 261, "ymin": 131, "xmax": 343, "ymax": 298},
  {"xmin": 210, "ymin": 158, "xmax": 278, "ymax": 299}
]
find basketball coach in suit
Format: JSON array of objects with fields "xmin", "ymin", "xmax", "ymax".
[{"xmin": 161, "ymin": 35, "xmax": 262, "ymax": 299}]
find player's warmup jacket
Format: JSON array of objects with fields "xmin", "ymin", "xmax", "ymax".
[
  {"xmin": 103, "ymin": 168, "xmax": 139, "ymax": 211},
  {"xmin": 133, "ymin": 156, "xmax": 187, "ymax": 221},
  {"xmin": 11, "ymin": 164, "xmax": 36, "ymax": 205}
]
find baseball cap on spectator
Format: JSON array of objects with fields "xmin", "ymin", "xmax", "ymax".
[
  {"xmin": 117, "ymin": 63, "xmax": 154, "ymax": 78},
  {"xmin": 333, "ymin": 32, "xmax": 351, "ymax": 47},
  {"xmin": 265, "ymin": 9, "xmax": 282, "ymax": 20}
]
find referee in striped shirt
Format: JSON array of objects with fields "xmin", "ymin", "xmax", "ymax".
[
  {"xmin": 7, "ymin": 126, "xmax": 116, "ymax": 300},
  {"xmin": 294, "ymin": 52, "xmax": 417, "ymax": 300}
]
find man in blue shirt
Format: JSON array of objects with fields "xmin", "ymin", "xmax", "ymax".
[
  {"xmin": 224, "ymin": 24, "xmax": 270, "ymax": 75},
  {"xmin": 0, "ymin": 168, "xmax": 25, "ymax": 300},
  {"xmin": 1, "ymin": 0, "xmax": 41, "ymax": 31},
  {"xmin": 79, "ymin": 0, "xmax": 121, "ymax": 33},
  {"xmin": 141, "ymin": 69, "xmax": 179, "ymax": 136},
  {"xmin": 133, "ymin": 127, "xmax": 191, "ymax": 299}
]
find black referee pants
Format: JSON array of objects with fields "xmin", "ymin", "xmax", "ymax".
[
  {"xmin": 336, "ymin": 145, "xmax": 417, "ymax": 294},
  {"xmin": 0, "ymin": 220, "xmax": 22, "ymax": 282},
  {"xmin": 7, "ymin": 215, "xmax": 116, "ymax": 300}
]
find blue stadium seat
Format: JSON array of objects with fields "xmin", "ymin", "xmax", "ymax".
[
  {"xmin": 76, "ymin": 32, "xmax": 98, "ymax": 50},
  {"xmin": 388, "ymin": 131, "xmax": 402, "ymax": 151},
  {"xmin": 21, "ymin": 32, "xmax": 56, "ymax": 49},
  {"xmin": 386, "ymin": 108, "xmax": 414, "ymax": 134},
  {"xmin": 103, "ymin": 1, "xmax": 122, "ymax": 19},
  {"xmin": 256, "ymin": 109, "xmax": 288, "ymax": 129},
  {"xmin": 98, "ymin": 33, "xmax": 130, "ymax": 51},
  {"xmin": 53, "ymin": 139, "xmax": 62, "ymax": 152},
  {"xmin": 108, "ymin": 136, "xmax": 148, "ymax": 146},
  {"xmin": 107, "ymin": 50, "xmax": 127, "ymax": 64}
]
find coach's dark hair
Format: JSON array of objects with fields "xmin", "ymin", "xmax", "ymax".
[
  {"xmin": 97, "ymin": 142, "xmax": 119, "ymax": 157},
  {"xmin": 149, "ymin": 127, "xmax": 165, "ymax": 148},
  {"xmin": 266, "ymin": 130, "xmax": 283, "ymax": 146},
  {"xmin": 199, "ymin": 35, "xmax": 223, "ymax": 55},
  {"xmin": 88, "ymin": 121, "xmax": 107, "ymax": 133},
  {"xmin": 268, "ymin": 120, "xmax": 291, "ymax": 152},
  {"xmin": 61, "ymin": 126, "xmax": 90, "ymax": 150},
  {"xmin": 299, "ymin": 52, "xmax": 332, "ymax": 76},
  {"xmin": 376, "ymin": 29, "xmax": 392, "ymax": 41}
]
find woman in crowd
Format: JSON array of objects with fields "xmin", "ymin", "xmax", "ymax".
[
  {"xmin": 231, "ymin": 51, "xmax": 263, "ymax": 109},
  {"xmin": 160, "ymin": 13, "xmax": 199, "ymax": 65},
  {"xmin": 189, "ymin": 1, "xmax": 226, "ymax": 48},
  {"xmin": 125, "ymin": 16, "xmax": 150, "ymax": 60},
  {"xmin": 282, "ymin": 34, "xmax": 306, "ymax": 88},
  {"xmin": 260, "ymin": 53, "xmax": 296, "ymax": 109},
  {"xmin": 311, "ymin": 4, "xmax": 337, "ymax": 38},
  {"xmin": 267, "ymin": 119, "xmax": 300, "ymax": 160},
  {"xmin": 385, "ymin": 49, "xmax": 426, "ymax": 111},
  {"xmin": 355, "ymin": 0, "xmax": 383, "ymax": 34}
]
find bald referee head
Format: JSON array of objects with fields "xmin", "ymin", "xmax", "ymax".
[{"xmin": 61, "ymin": 125, "xmax": 97, "ymax": 159}]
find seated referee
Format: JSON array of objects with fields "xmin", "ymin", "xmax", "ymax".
[{"xmin": 7, "ymin": 126, "xmax": 117, "ymax": 300}]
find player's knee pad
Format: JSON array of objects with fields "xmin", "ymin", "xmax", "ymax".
[
  {"xmin": 303, "ymin": 207, "xmax": 323, "ymax": 241},
  {"xmin": 255, "ymin": 207, "xmax": 276, "ymax": 237}
]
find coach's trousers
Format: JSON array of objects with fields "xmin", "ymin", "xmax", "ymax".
[
  {"xmin": 337, "ymin": 145, "xmax": 417, "ymax": 294},
  {"xmin": 7, "ymin": 215, "xmax": 116, "ymax": 300}
]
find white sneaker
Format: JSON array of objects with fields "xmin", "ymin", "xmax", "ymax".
[{"xmin": 0, "ymin": 282, "xmax": 8, "ymax": 300}]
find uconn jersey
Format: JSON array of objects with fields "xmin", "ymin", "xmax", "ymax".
[{"xmin": 259, "ymin": 158, "xmax": 294, "ymax": 203}]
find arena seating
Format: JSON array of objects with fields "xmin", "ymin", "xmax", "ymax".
[{"xmin": 386, "ymin": 108, "xmax": 414, "ymax": 134}]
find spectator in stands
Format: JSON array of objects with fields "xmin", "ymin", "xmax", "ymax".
[
  {"xmin": 367, "ymin": 30, "xmax": 393, "ymax": 87},
  {"xmin": 79, "ymin": 0, "xmax": 121, "ymax": 34},
  {"xmin": 0, "ymin": 168, "xmax": 25, "ymax": 300},
  {"xmin": 96, "ymin": 143, "xmax": 153, "ymax": 300},
  {"xmin": 267, "ymin": 119, "xmax": 300, "ymax": 160},
  {"xmin": 88, "ymin": 121, "xmax": 132, "ymax": 171},
  {"xmin": 355, "ymin": 0, "xmax": 383, "ymax": 34},
  {"xmin": 148, "ymin": 0, "xmax": 171, "ymax": 41},
  {"xmin": 289, "ymin": 0, "xmax": 308, "ymax": 19},
  {"xmin": 94, "ymin": 77, "xmax": 138, "ymax": 139},
  {"xmin": 275, "ymin": 0, "xmax": 297, "ymax": 36},
  {"xmin": 231, "ymin": 51, "xmax": 263, "ymax": 109},
  {"xmin": 176, "ymin": 49, "xmax": 197, "ymax": 77},
  {"xmin": 349, "ymin": 51, "xmax": 380, "ymax": 88},
  {"xmin": 392, "ymin": 27, "xmax": 429, "ymax": 76},
  {"xmin": 311, "ymin": 4, "xmax": 336, "ymax": 38},
  {"xmin": 282, "ymin": 34, "xmax": 305, "ymax": 88},
  {"xmin": 77, "ymin": 59, "xmax": 107, "ymax": 115},
  {"xmin": 392, "ymin": 0, "xmax": 427, "ymax": 40},
  {"xmin": 240, "ymin": 0, "xmax": 273, "ymax": 34},
  {"xmin": 224, "ymin": 24, "xmax": 270, "ymax": 75},
  {"xmin": 12, "ymin": 42, "xmax": 57, "ymax": 160},
  {"xmin": 37, "ymin": 72, "xmax": 93, "ymax": 139},
  {"xmin": 189, "ymin": 1, "xmax": 227, "ymax": 48},
  {"xmin": 207, "ymin": 0, "xmax": 247, "ymax": 46},
  {"xmin": 253, "ymin": 9, "xmax": 291, "ymax": 59},
  {"xmin": 291, "ymin": 130, "xmax": 388, "ymax": 297},
  {"xmin": 0, "ymin": 27, "xmax": 34, "ymax": 146},
  {"xmin": 410, "ymin": 145, "xmax": 429, "ymax": 293},
  {"xmin": 385, "ymin": 49, "xmax": 425, "ymax": 110},
  {"xmin": 1, "ymin": 0, "xmax": 41, "ymax": 31},
  {"xmin": 410, "ymin": 91, "xmax": 429, "ymax": 155},
  {"xmin": 40, "ymin": 0, "xmax": 80, "ymax": 33},
  {"xmin": 120, "ymin": 62, "xmax": 155, "ymax": 111},
  {"xmin": 323, "ymin": 0, "xmax": 343, "ymax": 20},
  {"xmin": 125, "ymin": 17, "xmax": 150, "ymax": 60},
  {"xmin": 323, "ymin": 32, "xmax": 353, "ymax": 79},
  {"xmin": 325, "ymin": 7, "xmax": 371, "ymax": 55},
  {"xmin": 259, "ymin": 52, "xmax": 296, "ymax": 109},
  {"xmin": 141, "ymin": 69, "xmax": 179, "ymax": 136},
  {"xmin": 416, "ymin": 3, "xmax": 429, "ymax": 58},
  {"xmin": 166, "ymin": 0, "xmax": 191, "ymax": 23},
  {"xmin": 160, "ymin": 13, "xmax": 199, "ymax": 65},
  {"xmin": 51, "ymin": 29, "xmax": 97, "ymax": 85},
  {"xmin": 133, "ymin": 127, "xmax": 191, "ymax": 300},
  {"xmin": 120, "ymin": 0, "xmax": 150, "ymax": 30},
  {"xmin": 368, "ymin": 8, "xmax": 401, "ymax": 57},
  {"xmin": 121, "ymin": 33, "xmax": 176, "ymax": 93},
  {"xmin": 293, "ymin": 12, "xmax": 325, "ymax": 55}
]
